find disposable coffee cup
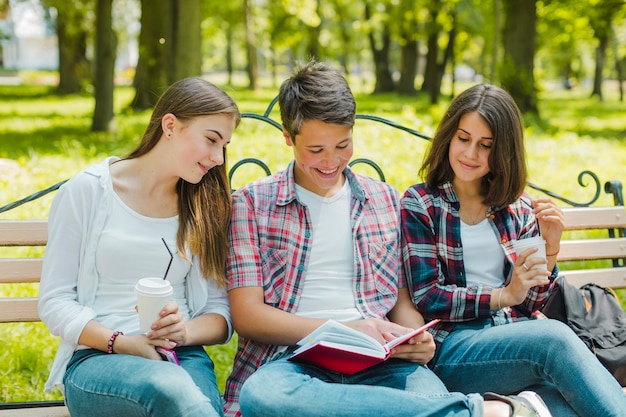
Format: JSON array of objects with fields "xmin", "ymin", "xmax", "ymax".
[
  {"xmin": 512, "ymin": 236, "xmax": 547, "ymax": 271},
  {"xmin": 135, "ymin": 277, "xmax": 173, "ymax": 332}
]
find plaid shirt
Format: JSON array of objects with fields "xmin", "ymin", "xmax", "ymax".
[
  {"xmin": 400, "ymin": 182, "xmax": 558, "ymax": 347},
  {"xmin": 223, "ymin": 161, "xmax": 404, "ymax": 416}
]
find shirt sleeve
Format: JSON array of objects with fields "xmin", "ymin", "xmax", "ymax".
[
  {"xmin": 227, "ymin": 188, "xmax": 264, "ymax": 290},
  {"xmin": 188, "ymin": 261, "xmax": 233, "ymax": 343},
  {"xmin": 38, "ymin": 175, "xmax": 98, "ymax": 344}
]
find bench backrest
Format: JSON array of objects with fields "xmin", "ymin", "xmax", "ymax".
[
  {"xmin": 1, "ymin": 204, "xmax": 625, "ymax": 323},
  {"xmin": 558, "ymin": 206, "xmax": 626, "ymax": 288},
  {"xmin": 0, "ymin": 220, "xmax": 46, "ymax": 323}
]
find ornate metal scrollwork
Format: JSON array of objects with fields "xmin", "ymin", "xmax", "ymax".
[{"xmin": 527, "ymin": 170, "xmax": 602, "ymax": 207}]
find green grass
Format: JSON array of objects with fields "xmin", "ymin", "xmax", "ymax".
[{"xmin": 1, "ymin": 78, "xmax": 626, "ymax": 403}]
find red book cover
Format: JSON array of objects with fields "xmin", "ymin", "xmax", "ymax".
[{"xmin": 288, "ymin": 319, "xmax": 440, "ymax": 375}]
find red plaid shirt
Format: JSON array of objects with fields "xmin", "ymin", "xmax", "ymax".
[
  {"xmin": 223, "ymin": 161, "xmax": 404, "ymax": 416},
  {"xmin": 400, "ymin": 182, "xmax": 558, "ymax": 348}
]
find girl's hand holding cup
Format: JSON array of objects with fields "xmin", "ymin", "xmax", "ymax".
[
  {"xmin": 504, "ymin": 244, "xmax": 550, "ymax": 306},
  {"xmin": 146, "ymin": 302, "xmax": 187, "ymax": 348}
]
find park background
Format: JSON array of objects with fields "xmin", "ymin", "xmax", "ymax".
[{"xmin": 1, "ymin": 0, "xmax": 626, "ymax": 404}]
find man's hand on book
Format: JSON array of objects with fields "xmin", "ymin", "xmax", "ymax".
[
  {"xmin": 343, "ymin": 318, "xmax": 414, "ymax": 345},
  {"xmin": 387, "ymin": 330, "xmax": 436, "ymax": 365}
]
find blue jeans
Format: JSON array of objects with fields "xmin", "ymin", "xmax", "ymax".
[
  {"xmin": 239, "ymin": 351, "xmax": 484, "ymax": 417},
  {"xmin": 431, "ymin": 317, "xmax": 626, "ymax": 417},
  {"xmin": 64, "ymin": 345, "xmax": 223, "ymax": 417}
]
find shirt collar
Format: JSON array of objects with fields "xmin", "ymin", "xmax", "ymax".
[{"xmin": 276, "ymin": 160, "xmax": 368, "ymax": 206}]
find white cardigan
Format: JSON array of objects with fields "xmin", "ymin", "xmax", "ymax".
[{"xmin": 38, "ymin": 157, "xmax": 232, "ymax": 392}]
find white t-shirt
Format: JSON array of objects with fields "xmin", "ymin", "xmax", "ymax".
[
  {"xmin": 93, "ymin": 190, "xmax": 192, "ymax": 335},
  {"xmin": 461, "ymin": 218, "xmax": 505, "ymax": 289},
  {"xmin": 294, "ymin": 181, "xmax": 361, "ymax": 321}
]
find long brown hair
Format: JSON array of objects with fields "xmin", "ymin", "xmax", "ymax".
[
  {"xmin": 126, "ymin": 77, "xmax": 240, "ymax": 287},
  {"xmin": 420, "ymin": 83, "xmax": 526, "ymax": 207}
]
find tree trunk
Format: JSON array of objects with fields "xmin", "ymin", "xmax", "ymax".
[
  {"xmin": 244, "ymin": 0, "xmax": 258, "ymax": 90},
  {"xmin": 421, "ymin": 31, "xmax": 438, "ymax": 95},
  {"xmin": 334, "ymin": 2, "xmax": 352, "ymax": 74},
  {"xmin": 490, "ymin": 0, "xmax": 501, "ymax": 82},
  {"xmin": 226, "ymin": 23, "xmax": 234, "ymax": 85},
  {"xmin": 501, "ymin": 0, "xmax": 538, "ymax": 115},
  {"xmin": 55, "ymin": 9, "xmax": 89, "ymax": 95},
  {"xmin": 435, "ymin": 22, "xmax": 456, "ymax": 103},
  {"xmin": 91, "ymin": 0, "xmax": 116, "ymax": 132},
  {"xmin": 398, "ymin": 38, "xmax": 418, "ymax": 95},
  {"xmin": 612, "ymin": 26, "xmax": 624, "ymax": 102},
  {"xmin": 307, "ymin": 25, "xmax": 321, "ymax": 61},
  {"xmin": 588, "ymin": 0, "xmax": 622, "ymax": 100},
  {"xmin": 306, "ymin": 0, "xmax": 321, "ymax": 61},
  {"xmin": 365, "ymin": 3, "xmax": 394, "ymax": 94},
  {"xmin": 397, "ymin": 1, "xmax": 418, "ymax": 96},
  {"xmin": 131, "ymin": 0, "xmax": 170, "ymax": 110},
  {"xmin": 420, "ymin": 3, "xmax": 440, "ymax": 97},
  {"xmin": 171, "ymin": 0, "xmax": 203, "ymax": 82},
  {"xmin": 591, "ymin": 34, "xmax": 608, "ymax": 101}
]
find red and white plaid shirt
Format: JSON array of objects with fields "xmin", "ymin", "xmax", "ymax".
[
  {"xmin": 223, "ymin": 161, "xmax": 404, "ymax": 416},
  {"xmin": 400, "ymin": 182, "xmax": 558, "ymax": 348}
]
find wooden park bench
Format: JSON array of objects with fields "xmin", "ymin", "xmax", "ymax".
[{"xmin": 1, "ymin": 99, "xmax": 625, "ymax": 415}]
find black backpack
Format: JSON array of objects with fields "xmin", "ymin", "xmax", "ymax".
[{"xmin": 540, "ymin": 276, "xmax": 626, "ymax": 386}]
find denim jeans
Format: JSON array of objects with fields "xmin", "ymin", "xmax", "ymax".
[
  {"xmin": 239, "ymin": 352, "xmax": 484, "ymax": 417},
  {"xmin": 431, "ymin": 317, "xmax": 626, "ymax": 417},
  {"xmin": 64, "ymin": 345, "xmax": 223, "ymax": 417}
]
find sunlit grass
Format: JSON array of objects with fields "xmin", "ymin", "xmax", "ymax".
[{"xmin": 1, "ymin": 78, "xmax": 625, "ymax": 402}]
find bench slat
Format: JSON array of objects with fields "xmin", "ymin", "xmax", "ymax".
[
  {"xmin": 561, "ymin": 267, "xmax": 626, "ymax": 290},
  {"xmin": 0, "ymin": 258, "xmax": 43, "ymax": 283},
  {"xmin": 558, "ymin": 238, "xmax": 626, "ymax": 261},
  {"xmin": 0, "ymin": 298, "xmax": 40, "ymax": 322},
  {"xmin": 0, "ymin": 220, "xmax": 48, "ymax": 246},
  {"xmin": 562, "ymin": 206, "xmax": 626, "ymax": 230},
  {"xmin": 0, "ymin": 406, "xmax": 69, "ymax": 417}
]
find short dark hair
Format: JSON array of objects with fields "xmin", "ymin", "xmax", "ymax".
[
  {"xmin": 278, "ymin": 60, "xmax": 356, "ymax": 141},
  {"xmin": 420, "ymin": 83, "xmax": 527, "ymax": 207}
]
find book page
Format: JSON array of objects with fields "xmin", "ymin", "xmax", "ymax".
[
  {"xmin": 295, "ymin": 320, "xmax": 382, "ymax": 352},
  {"xmin": 306, "ymin": 340, "xmax": 387, "ymax": 358}
]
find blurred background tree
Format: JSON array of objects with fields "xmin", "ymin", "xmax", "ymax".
[{"xmin": 2, "ymin": 0, "xmax": 625, "ymax": 129}]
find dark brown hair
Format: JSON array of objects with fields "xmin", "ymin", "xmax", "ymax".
[
  {"xmin": 279, "ymin": 60, "xmax": 356, "ymax": 141},
  {"xmin": 420, "ymin": 83, "xmax": 527, "ymax": 207},
  {"xmin": 126, "ymin": 77, "xmax": 240, "ymax": 287}
]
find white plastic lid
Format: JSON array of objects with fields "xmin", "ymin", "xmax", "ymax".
[{"xmin": 134, "ymin": 277, "xmax": 173, "ymax": 296}]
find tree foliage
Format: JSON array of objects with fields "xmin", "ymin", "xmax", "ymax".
[{"xmin": 14, "ymin": 0, "xmax": 626, "ymax": 122}]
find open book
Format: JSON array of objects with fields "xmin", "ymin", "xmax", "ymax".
[{"xmin": 288, "ymin": 318, "xmax": 440, "ymax": 374}]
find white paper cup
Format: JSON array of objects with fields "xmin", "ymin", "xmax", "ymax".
[
  {"xmin": 513, "ymin": 236, "xmax": 547, "ymax": 271},
  {"xmin": 135, "ymin": 277, "xmax": 173, "ymax": 332}
]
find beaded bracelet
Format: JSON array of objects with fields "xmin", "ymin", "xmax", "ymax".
[
  {"xmin": 107, "ymin": 331, "xmax": 124, "ymax": 354},
  {"xmin": 497, "ymin": 288, "xmax": 505, "ymax": 310}
]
